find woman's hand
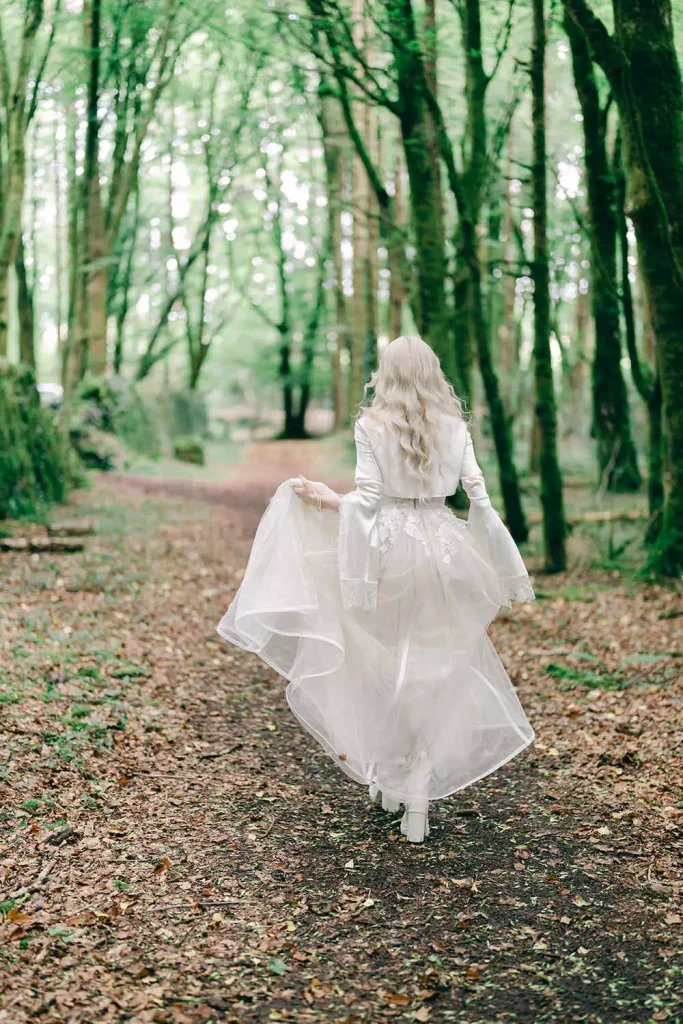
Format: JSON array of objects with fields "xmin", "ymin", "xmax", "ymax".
[{"xmin": 289, "ymin": 476, "xmax": 341, "ymax": 511}]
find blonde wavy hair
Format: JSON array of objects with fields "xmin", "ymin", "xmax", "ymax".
[{"xmin": 362, "ymin": 335, "xmax": 465, "ymax": 479}]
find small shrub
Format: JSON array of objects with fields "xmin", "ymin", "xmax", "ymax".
[
  {"xmin": 73, "ymin": 375, "xmax": 161, "ymax": 462},
  {"xmin": 173, "ymin": 435, "xmax": 205, "ymax": 466}
]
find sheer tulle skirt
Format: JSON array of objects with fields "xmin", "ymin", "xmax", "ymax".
[{"xmin": 217, "ymin": 484, "xmax": 534, "ymax": 804}]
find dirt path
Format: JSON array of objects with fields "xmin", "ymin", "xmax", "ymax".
[
  {"xmin": 109, "ymin": 439, "xmax": 353, "ymax": 513},
  {"xmin": 1, "ymin": 445, "xmax": 682, "ymax": 1023}
]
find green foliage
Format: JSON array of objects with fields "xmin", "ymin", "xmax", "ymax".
[
  {"xmin": 0, "ymin": 361, "xmax": 75, "ymax": 520},
  {"xmin": 173, "ymin": 435, "xmax": 205, "ymax": 465},
  {"xmin": 75, "ymin": 375, "xmax": 161, "ymax": 459},
  {"xmin": 159, "ymin": 389, "xmax": 209, "ymax": 440}
]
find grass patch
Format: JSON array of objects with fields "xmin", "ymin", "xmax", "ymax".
[
  {"xmin": 545, "ymin": 662, "xmax": 628, "ymax": 690},
  {"xmin": 535, "ymin": 584, "xmax": 608, "ymax": 602}
]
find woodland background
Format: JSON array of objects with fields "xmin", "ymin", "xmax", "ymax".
[
  {"xmin": 0, "ymin": 0, "xmax": 683, "ymax": 576},
  {"xmin": 1, "ymin": 2, "xmax": 683, "ymax": 1021}
]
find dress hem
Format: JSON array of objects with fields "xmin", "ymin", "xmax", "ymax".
[{"xmin": 216, "ymin": 622, "xmax": 534, "ymax": 806}]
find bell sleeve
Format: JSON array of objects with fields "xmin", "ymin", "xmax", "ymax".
[
  {"xmin": 460, "ymin": 429, "xmax": 535, "ymax": 605},
  {"xmin": 338, "ymin": 419, "xmax": 384, "ymax": 610}
]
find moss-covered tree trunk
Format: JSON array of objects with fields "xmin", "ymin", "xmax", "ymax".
[
  {"xmin": 617, "ymin": 0, "xmax": 683, "ymax": 573},
  {"xmin": 615, "ymin": 138, "xmax": 664, "ymax": 536},
  {"xmin": 63, "ymin": 105, "xmax": 80, "ymax": 389},
  {"xmin": 388, "ymin": 146, "xmax": 405, "ymax": 340},
  {"xmin": 462, "ymin": 220, "xmax": 529, "ymax": 541},
  {"xmin": 0, "ymin": 361, "xmax": 71, "ymax": 519},
  {"xmin": 428, "ymin": 0, "xmax": 526, "ymax": 540},
  {"xmin": 384, "ymin": 0, "xmax": 453, "ymax": 379},
  {"xmin": 565, "ymin": 14, "xmax": 641, "ymax": 492},
  {"xmin": 15, "ymin": 236, "xmax": 36, "ymax": 368},
  {"xmin": 563, "ymin": 0, "xmax": 683, "ymax": 574},
  {"xmin": 0, "ymin": 0, "xmax": 44, "ymax": 354},
  {"xmin": 349, "ymin": 0, "xmax": 378, "ymax": 413},
  {"xmin": 532, "ymin": 0, "xmax": 567, "ymax": 572}
]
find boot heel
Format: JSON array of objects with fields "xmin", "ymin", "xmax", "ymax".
[
  {"xmin": 381, "ymin": 792, "xmax": 401, "ymax": 813},
  {"xmin": 405, "ymin": 811, "xmax": 428, "ymax": 843}
]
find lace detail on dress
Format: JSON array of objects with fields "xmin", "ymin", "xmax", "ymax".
[
  {"xmin": 378, "ymin": 505, "xmax": 464, "ymax": 565},
  {"xmin": 340, "ymin": 577, "xmax": 378, "ymax": 611},
  {"xmin": 434, "ymin": 510, "xmax": 464, "ymax": 564},
  {"xmin": 501, "ymin": 574, "xmax": 536, "ymax": 605},
  {"xmin": 378, "ymin": 508, "xmax": 428, "ymax": 554}
]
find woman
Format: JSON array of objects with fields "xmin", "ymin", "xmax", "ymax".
[{"xmin": 218, "ymin": 335, "xmax": 534, "ymax": 842}]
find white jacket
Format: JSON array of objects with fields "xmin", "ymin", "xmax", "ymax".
[{"xmin": 338, "ymin": 415, "xmax": 532, "ymax": 610}]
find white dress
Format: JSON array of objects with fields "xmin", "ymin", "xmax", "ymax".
[{"xmin": 217, "ymin": 415, "xmax": 535, "ymax": 805}]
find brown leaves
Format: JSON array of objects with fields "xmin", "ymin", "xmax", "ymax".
[{"xmin": 2, "ymin": 473, "xmax": 682, "ymax": 1023}]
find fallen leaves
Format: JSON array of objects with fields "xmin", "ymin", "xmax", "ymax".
[{"xmin": 0, "ymin": 471, "xmax": 681, "ymax": 1023}]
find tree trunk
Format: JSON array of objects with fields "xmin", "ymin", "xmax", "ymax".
[
  {"xmin": 568, "ymin": 280, "xmax": 591, "ymax": 421},
  {"xmin": 388, "ymin": 147, "xmax": 405, "ymax": 340},
  {"xmin": 457, "ymin": 0, "xmax": 527, "ymax": 539},
  {"xmin": 0, "ymin": 278, "xmax": 7, "ymax": 358},
  {"xmin": 0, "ymin": 0, "xmax": 44, "ymax": 353},
  {"xmin": 422, "ymin": 0, "xmax": 444, "ymax": 256},
  {"xmin": 562, "ymin": 0, "xmax": 683, "ymax": 574},
  {"xmin": 82, "ymin": 0, "xmax": 108, "ymax": 375},
  {"xmin": 462, "ymin": 221, "xmax": 529, "ymax": 541},
  {"xmin": 617, "ymin": 2, "xmax": 683, "ymax": 573},
  {"xmin": 292, "ymin": 266, "xmax": 326, "ymax": 438},
  {"xmin": 532, "ymin": 0, "xmax": 567, "ymax": 572},
  {"xmin": 113, "ymin": 181, "xmax": 140, "ymax": 375},
  {"xmin": 349, "ymin": 0, "xmax": 377, "ymax": 413},
  {"xmin": 498, "ymin": 149, "xmax": 518, "ymax": 412},
  {"xmin": 278, "ymin": 326, "xmax": 297, "ymax": 439},
  {"xmin": 385, "ymin": 0, "xmax": 452, "ymax": 377},
  {"xmin": 565, "ymin": 14, "xmax": 641, "ymax": 492},
  {"xmin": 319, "ymin": 71, "xmax": 349, "ymax": 428},
  {"xmin": 63, "ymin": 105, "xmax": 80, "ymax": 389},
  {"xmin": 53, "ymin": 123, "xmax": 64, "ymax": 365},
  {"xmin": 615, "ymin": 136, "xmax": 664, "ymax": 536},
  {"xmin": 15, "ymin": 236, "xmax": 35, "ymax": 368}
]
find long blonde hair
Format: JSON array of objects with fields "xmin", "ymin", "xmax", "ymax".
[{"xmin": 362, "ymin": 335, "xmax": 465, "ymax": 479}]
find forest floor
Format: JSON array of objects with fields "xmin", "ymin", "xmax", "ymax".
[{"xmin": 1, "ymin": 440, "xmax": 683, "ymax": 1024}]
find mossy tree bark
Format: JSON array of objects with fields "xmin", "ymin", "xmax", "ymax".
[
  {"xmin": 420, "ymin": 0, "xmax": 528, "ymax": 541},
  {"xmin": 318, "ymin": 70, "xmax": 350, "ymax": 428},
  {"xmin": 384, "ymin": 0, "xmax": 452, "ymax": 378},
  {"xmin": 564, "ymin": 14, "xmax": 641, "ymax": 493},
  {"xmin": 614, "ymin": 138, "xmax": 664, "ymax": 538},
  {"xmin": 532, "ymin": 0, "xmax": 567, "ymax": 572},
  {"xmin": 15, "ymin": 236, "xmax": 35, "ymax": 368},
  {"xmin": 388, "ymin": 146, "xmax": 405, "ymax": 341},
  {"xmin": 349, "ymin": 0, "xmax": 378, "ymax": 414},
  {"xmin": 563, "ymin": 0, "xmax": 683, "ymax": 575},
  {"xmin": 0, "ymin": 0, "xmax": 44, "ymax": 355},
  {"xmin": 74, "ymin": 0, "xmax": 103, "ymax": 382}
]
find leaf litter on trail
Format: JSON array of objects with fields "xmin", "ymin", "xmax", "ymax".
[{"xmin": 0, "ymin": 475, "xmax": 681, "ymax": 1023}]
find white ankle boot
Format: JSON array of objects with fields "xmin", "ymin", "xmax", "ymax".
[
  {"xmin": 400, "ymin": 750, "xmax": 431, "ymax": 842},
  {"xmin": 368, "ymin": 784, "xmax": 401, "ymax": 813},
  {"xmin": 381, "ymin": 792, "xmax": 401, "ymax": 812},
  {"xmin": 400, "ymin": 802, "xmax": 430, "ymax": 842}
]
